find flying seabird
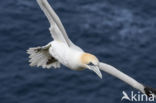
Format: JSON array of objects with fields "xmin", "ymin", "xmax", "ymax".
[{"xmin": 27, "ymin": 0, "xmax": 156, "ymax": 98}]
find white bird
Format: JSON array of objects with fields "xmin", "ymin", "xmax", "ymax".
[{"xmin": 27, "ymin": 0, "xmax": 156, "ymax": 98}]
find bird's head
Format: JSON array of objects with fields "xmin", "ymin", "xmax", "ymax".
[{"xmin": 81, "ymin": 53, "xmax": 102, "ymax": 79}]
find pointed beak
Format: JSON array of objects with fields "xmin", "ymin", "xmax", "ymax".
[{"xmin": 87, "ymin": 65, "xmax": 102, "ymax": 79}]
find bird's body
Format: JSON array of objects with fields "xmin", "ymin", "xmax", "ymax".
[
  {"xmin": 49, "ymin": 41, "xmax": 84, "ymax": 70},
  {"xmin": 27, "ymin": 0, "xmax": 156, "ymax": 99}
]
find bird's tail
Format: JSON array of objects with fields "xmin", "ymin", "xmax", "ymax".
[{"xmin": 27, "ymin": 45, "xmax": 60, "ymax": 69}]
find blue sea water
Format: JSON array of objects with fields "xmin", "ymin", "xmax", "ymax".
[{"xmin": 0, "ymin": 0, "xmax": 156, "ymax": 103}]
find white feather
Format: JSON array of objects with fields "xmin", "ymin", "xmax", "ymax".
[{"xmin": 27, "ymin": 44, "xmax": 60, "ymax": 69}]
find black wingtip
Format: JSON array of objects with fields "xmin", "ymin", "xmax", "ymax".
[{"xmin": 144, "ymin": 86, "xmax": 156, "ymax": 97}]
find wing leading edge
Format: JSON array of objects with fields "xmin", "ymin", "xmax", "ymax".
[{"xmin": 37, "ymin": 0, "xmax": 83, "ymax": 52}]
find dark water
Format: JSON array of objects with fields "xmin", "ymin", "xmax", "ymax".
[{"xmin": 0, "ymin": 0, "xmax": 156, "ymax": 103}]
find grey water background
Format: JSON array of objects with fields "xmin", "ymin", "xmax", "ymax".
[{"xmin": 0, "ymin": 0, "xmax": 156, "ymax": 103}]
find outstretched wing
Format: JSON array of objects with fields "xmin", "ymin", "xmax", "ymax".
[
  {"xmin": 37, "ymin": 0, "xmax": 83, "ymax": 52},
  {"xmin": 98, "ymin": 62, "xmax": 156, "ymax": 97}
]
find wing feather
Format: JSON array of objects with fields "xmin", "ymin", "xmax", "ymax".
[
  {"xmin": 99, "ymin": 62, "xmax": 156, "ymax": 97},
  {"xmin": 37, "ymin": 0, "xmax": 83, "ymax": 52},
  {"xmin": 37, "ymin": 0, "xmax": 70, "ymax": 45}
]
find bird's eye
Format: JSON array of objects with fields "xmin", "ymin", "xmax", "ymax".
[{"xmin": 88, "ymin": 62, "xmax": 94, "ymax": 66}]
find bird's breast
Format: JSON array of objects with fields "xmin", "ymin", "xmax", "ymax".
[{"xmin": 49, "ymin": 41, "xmax": 84, "ymax": 70}]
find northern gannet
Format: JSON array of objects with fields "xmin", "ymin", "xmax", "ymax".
[{"xmin": 27, "ymin": 0, "xmax": 156, "ymax": 98}]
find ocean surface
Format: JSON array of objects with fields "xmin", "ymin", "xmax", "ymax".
[{"xmin": 0, "ymin": 0, "xmax": 156, "ymax": 103}]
